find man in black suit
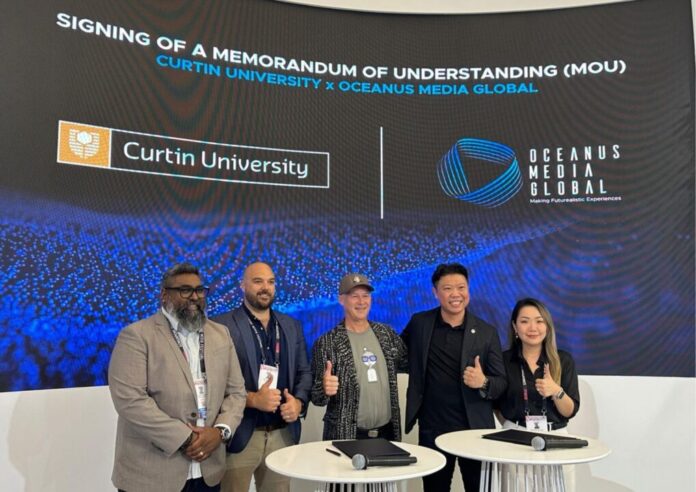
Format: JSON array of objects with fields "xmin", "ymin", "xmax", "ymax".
[
  {"xmin": 213, "ymin": 262, "xmax": 311, "ymax": 492},
  {"xmin": 401, "ymin": 263, "xmax": 506, "ymax": 492}
]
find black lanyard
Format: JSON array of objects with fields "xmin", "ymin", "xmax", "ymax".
[
  {"xmin": 520, "ymin": 363, "xmax": 546, "ymax": 416},
  {"xmin": 169, "ymin": 324, "xmax": 207, "ymax": 375},
  {"xmin": 247, "ymin": 316, "xmax": 281, "ymax": 367}
]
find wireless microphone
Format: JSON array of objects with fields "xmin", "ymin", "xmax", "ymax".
[
  {"xmin": 531, "ymin": 435, "xmax": 589, "ymax": 451},
  {"xmin": 351, "ymin": 453, "xmax": 418, "ymax": 469}
]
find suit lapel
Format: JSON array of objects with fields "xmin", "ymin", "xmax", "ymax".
[
  {"xmin": 155, "ymin": 312, "xmax": 196, "ymax": 395},
  {"xmin": 421, "ymin": 309, "xmax": 438, "ymax": 369},
  {"xmin": 234, "ymin": 309, "xmax": 261, "ymax": 388},
  {"xmin": 278, "ymin": 314, "xmax": 295, "ymax": 388},
  {"xmin": 202, "ymin": 321, "xmax": 218, "ymax": 417},
  {"xmin": 460, "ymin": 312, "xmax": 476, "ymax": 369}
]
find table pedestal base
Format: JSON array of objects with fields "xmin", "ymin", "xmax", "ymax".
[
  {"xmin": 480, "ymin": 462, "xmax": 566, "ymax": 492},
  {"xmin": 320, "ymin": 482, "xmax": 399, "ymax": 492}
]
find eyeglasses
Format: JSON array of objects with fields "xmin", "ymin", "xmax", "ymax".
[{"xmin": 164, "ymin": 285, "xmax": 210, "ymax": 298}]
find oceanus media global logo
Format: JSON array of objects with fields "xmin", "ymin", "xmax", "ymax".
[{"xmin": 437, "ymin": 138, "xmax": 522, "ymax": 207}]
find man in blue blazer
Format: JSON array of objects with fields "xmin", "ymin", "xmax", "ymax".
[
  {"xmin": 212, "ymin": 262, "xmax": 311, "ymax": 492},
  {"xmin": 402, "ymin": 263, "xmax": 506, "ymax": 492}
]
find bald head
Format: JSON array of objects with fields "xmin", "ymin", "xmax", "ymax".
[{"xmin": 241, "ymin": 262, "xmax": 276, "ymax": 312}]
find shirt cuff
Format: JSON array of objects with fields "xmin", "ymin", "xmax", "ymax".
[{"xmin": 214, "ymin": 424, "xmax": 231, "ymax": 432}]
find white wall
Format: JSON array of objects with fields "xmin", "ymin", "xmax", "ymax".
[{"xmin": 1, "ymin": 375, "xmax": 693, "ymax": 491}]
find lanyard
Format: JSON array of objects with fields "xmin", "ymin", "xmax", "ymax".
[
  {"xmin": 247, "ymin": 316, "xmax": 281, "ymax": 367},
  {"xmin": 520, "ymin": 363, "xmax": 546, "ymax": 416},
  {"xmin": 169, "ymin": 324, "xmax": 207, "ymax": 375}
]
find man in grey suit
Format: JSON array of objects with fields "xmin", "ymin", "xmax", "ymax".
[
  {"xmin": 109, "ymin": 262, "xmax": 247, "ymax": 492},
  {"xmin": 213, "ymin": 262, "xmax": 311, "ymax": 492}
]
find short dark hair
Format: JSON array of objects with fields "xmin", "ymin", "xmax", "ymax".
[
  {"xmin": 160, "ymin": 262, "xmax": 201, "ymax": 290},
  {"xmin": 431, "ymin": 263, "xmax": 469, "ymax": 286}
]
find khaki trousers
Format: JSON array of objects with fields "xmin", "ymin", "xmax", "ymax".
[{"xmin": 220, "ymin": 427, "xmax": 293, "ymax": 492}]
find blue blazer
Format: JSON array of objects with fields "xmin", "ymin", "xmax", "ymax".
[
  {"xmin": 401, "ymin": 307, "xmax": 506, "ymax": 434},
  {"xmin": 213, "ymin": 307, "xmax": 312, "ymax": 453}
]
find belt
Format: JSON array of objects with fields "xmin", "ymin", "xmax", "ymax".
[
  {"xmin": 256, "ymin": 422, "xmax": 287, "ymax": 432},
  {"xmin": 356, "ymin": 423, "xmax": 391, "ymax": 439}
]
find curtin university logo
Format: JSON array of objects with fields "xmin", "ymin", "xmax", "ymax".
[
  {"xmin": 437, "ymin": 138, "xmax": 522, "ymax": 207},
  {"xmin": 57, "ymin": 121, "xmax": 111, "ymax": 167}
]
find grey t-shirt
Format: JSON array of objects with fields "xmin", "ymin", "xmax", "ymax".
[{"xmin": 346, "ymin": 327, "xmax": 391, "ymax": 429}]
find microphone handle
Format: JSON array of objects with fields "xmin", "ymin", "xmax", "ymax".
[
  {"xmin": 352, "ymin": 453, "xmax": 417, "ymax": 469},
  {"xmin": 544, "ymin": 437, "xmax": 589, "ymax": 449}
]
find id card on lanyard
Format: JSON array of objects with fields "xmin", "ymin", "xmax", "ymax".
[
  {"xmin": 170, "ymin": 325, "xmax": 208, "ymax": 422},
  {"xmin": 521, "ymin": 363, "xmax": 548, "ymax": 431},
  {"xmin": 248, "ymin": 316, "xmax": 281, "ymax": 389}
]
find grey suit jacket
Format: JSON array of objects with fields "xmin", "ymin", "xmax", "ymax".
[{"xmin": 109, "ymin": 312, "xmax": 246, "ymax": 492}]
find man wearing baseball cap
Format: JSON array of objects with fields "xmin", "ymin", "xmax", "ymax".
[{"xmin": 310, "ymin": 273, "xmax": 407, "ymax": 440}]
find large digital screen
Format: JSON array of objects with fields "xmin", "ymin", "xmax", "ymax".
[{"xmin": 1, "ymin": 0, "xmax": 693, "ymax": 391}]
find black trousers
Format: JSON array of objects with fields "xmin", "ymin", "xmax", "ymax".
[{"xmin": 419, "ymin": 428, "xmax": 482, "ymax": 492}]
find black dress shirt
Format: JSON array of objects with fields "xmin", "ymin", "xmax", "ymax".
[
  {"xmin": 420, "ymin": 313, "xmax": 470, "ymax": 430},
  {"xmin": 496, "ymin": 344, "xmax": 580, "ymax": 428}
]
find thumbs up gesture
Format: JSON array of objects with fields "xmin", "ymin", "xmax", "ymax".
[
  {"xmin": 535, "ymin": 363, "xmax": 559, "ymax": 398},
  {"xmin": 280, "ymin": 389, "xmax": 302, "ymax": 422},
  {"xmin": 323, "ymin": 360, "xmax": 339, "ymax": 396},
  {"xmin": 253, "ymin": 374, "xmax": 282, "ymax": 412},
  {"xmin": 463, "ymin": 355, "xmax": 487, "ymax": 389}
]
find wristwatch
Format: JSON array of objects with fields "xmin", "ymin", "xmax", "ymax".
[
  {"xmin": 553, "ymin": 388, "xmax": 565, "ymax": 401},
  {"xmin": 216, "ymin": 426, "xmax": 232, "ymax": 442}
]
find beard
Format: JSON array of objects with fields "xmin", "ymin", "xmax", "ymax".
[
  {"xmin": 165, "ymin": 299, "xmax": 206, "ymax": 332},
  {"xmin": 245, "ymin": 289, "xmax": 275, "ymax": 311}
]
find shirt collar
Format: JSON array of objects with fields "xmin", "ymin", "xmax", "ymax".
[
  {"xmin": 511, "ymin": 341, "xmax": 547, "ymax": 365},
  {"xmin": 435, "ymin": 310, "xmax": 467, "ymax": 330},
  {"xmin": 241, "ymin": 302, "xmax": 275, "ymax": 326}
]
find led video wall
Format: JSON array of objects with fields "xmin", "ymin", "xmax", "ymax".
[{"xmin": 1, "ymin": 0, "xmax": 693, "ymax": 391}]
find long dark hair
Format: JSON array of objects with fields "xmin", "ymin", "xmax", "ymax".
[{"xmin": 509, "ymin": 298, "xmax": 561, "ymax": 384}]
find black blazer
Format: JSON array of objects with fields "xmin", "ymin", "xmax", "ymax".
[
  {"xmin": 401, "ymin": 307, "xmax": 506, "ymax": 434},
  {"xmin": 213, "ymin": 307, "xmax": 312, "ymax": 453}
]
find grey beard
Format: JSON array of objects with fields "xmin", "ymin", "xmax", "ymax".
[{"xmin": 165, "ymin": 301, "xmax": 206, "ymax": 332}]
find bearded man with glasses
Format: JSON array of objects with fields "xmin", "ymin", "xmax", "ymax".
[{"xmin": 109, "ymin": 262, "xmax": 247, "ymax": 492}]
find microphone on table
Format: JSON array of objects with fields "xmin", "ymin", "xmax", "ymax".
[
  {"xmin": 352, "ymin": 454, "xmax": 418, "ymax": 469},
  {"xmin": 531, "ymin": 436, "xmax": 589, "ymax": 451}
]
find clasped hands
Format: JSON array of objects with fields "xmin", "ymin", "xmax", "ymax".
[{"xmin": 182, "ymin": 424, "xmax": 222, "ymax": 462}]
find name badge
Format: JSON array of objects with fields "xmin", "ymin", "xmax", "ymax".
[
  {"xmin": 525, "ymin": 414, "xmax": 548, "ymax": 431},
  {"xmin": 362, "ymin": 349, "xmax": 378, "ymax": 383},
  {"xmin": 193, "ymin": 377, "xmax": 207, "ymax": 420},
  {"xmin": 258, "ymin": 364, "xmax": 279, "ymax": 389}
]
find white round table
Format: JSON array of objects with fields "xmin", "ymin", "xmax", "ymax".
[
  {"xmin": 435, "ymin": 429, "xmax": 611, "ymax": 492},
  {"xmin": 266, "ymin": 440, "xmax": 446, "ymax": 491}
]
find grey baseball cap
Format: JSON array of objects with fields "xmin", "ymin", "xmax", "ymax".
[{"xmin": 339, "ymin": 273, "xmax": 374, "ymax": 295}]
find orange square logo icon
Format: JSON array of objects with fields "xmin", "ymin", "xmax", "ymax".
[{"xmin": 57, "ymin": 121, "xmax": 111, "ymax": 167}]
